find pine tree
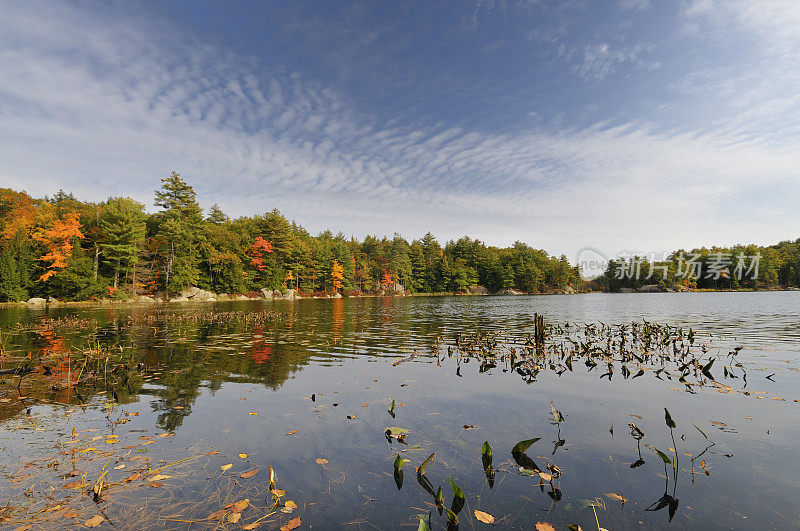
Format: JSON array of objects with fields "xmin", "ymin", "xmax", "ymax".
[{"xmin": 99, "ymin": 197, "xmax": 146, "ymax": 289}]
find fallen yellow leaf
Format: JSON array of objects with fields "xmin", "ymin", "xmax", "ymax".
[
  {"xmin": 285, "ymin": 430, "xmax": 298, "ymax": 435},
  {"xmin": 85, "ymin": 514, "xmax": 104, "ymax": 528},
  {"xmin": 605, "ymin": 492, "xmax": 627, "ymax": 504},
  {"xmin": 149, "ymin": 474, "xmax": 172, "ymax": 482},
  {"xmin": 221, "ymin": 463, "xmax": 233, "ymax": 472},
  {"xmin": 474, "ymin": 510, "xmax": 494, "ymax": 523},
  {"xmin": 240, "ymin": 469, "xmax": 258, "ymax": 479},
  {"xmin": 315, "ymin": 458, "xmax": 328, "ymax": 465},
  {"xmin": 285, "ymin": 500, "xmax": 298, "ymax": 509},
  {"xmin": 248, "ymin": 411, "xmax": 258, "ymax": 415},
  {"xmin": 239, "ymin": 453, "xmax": 248, "ymax": 459},
  {"xmin": 535, "ymin": 523, "xmax": 555, "ymax": 531}
]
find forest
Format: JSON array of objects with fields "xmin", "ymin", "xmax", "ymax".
[
  {"xmin": 0, "ymin": 172, "xmax": 580, "ymax": 301},
  {"xmin": 2, "ymin": 172, "xmax": 798, "ymax": 302}
]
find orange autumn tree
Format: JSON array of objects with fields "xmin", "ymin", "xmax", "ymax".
[
  {"xmin": 380, "ymin": 269, "xmax": 393, "ymax": 288},
  {"xmin": 32, "ymin": 211, "xmax": 84, "ymax": 281},
  {"xmin": 331, "ymin": 260, "xmax": 344, "ymax": 291},
  {"xmin": 247, "ymin": 237, "xmax": 274, "ymax": 284}
]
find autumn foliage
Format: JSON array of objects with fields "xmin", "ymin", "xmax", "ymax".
[
  {"xmin": 33, "ymin": 211, "xmax": 84, "ymax": 282},
  {"xmin": 380, "ymin": 269, "xmax": 393, "ymax": 288},
  {"xmin": 247, "ymin": 237, "xmax": 274, "ymax": 272},
  {"xmin": 331, "ymin": 260, "xmax": 344, "ymax": 291}
]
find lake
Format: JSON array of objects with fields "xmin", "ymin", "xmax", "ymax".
[{"xmin": 1, "ymin": 292, "xmax": 799, "ymax": 529}]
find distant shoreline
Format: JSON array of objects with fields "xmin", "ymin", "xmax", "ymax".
[{"xmin": 3, "ymin": 286, "xmax": 798, "ymax": 309}]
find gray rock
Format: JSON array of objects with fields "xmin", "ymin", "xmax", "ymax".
[
  {"xmin": 47, "ymin": 296, "xmax": 59, "ymax": 303},
  {"xmin": 638, "ymin": 284, "xmax": 662, "ymax": 293},
  {"xmin": 170, "ymin": 296, "xmax": 190, "ymax": 302},
  {"xmin": 180, "ymin": 286, "xmax": 201, "ymax": 298},
  {"xmin": 498, "ymin": 288, "xmax": 524, "ymax": 295},
  {"xmin": 192, "ymin": 289, "xmax": 215, "ymax": 301},
  {"xmin": 261, "ymin": 288, "xmax": 273, "ymax": 299},
  {"xmin": 235, "ymin": 295, "xmax": 249, "ymax": 301},
  {"xmin": 27, "ymin": 297, "xmax": 46, "ymax": 305},
  {"xmin": 283, "ymin": 289, "xmax": 296, "ymax": 300},
  {"xmin": 332, "ymin": 292, "xmax": 342, "ymax": 298},
  {"xmin": 466, "ymin": 285, "xmax": 488, "ymax": 295},
  {"xmin": 136, "ymin": 295, "xmax": 155, "ymax": 303}
]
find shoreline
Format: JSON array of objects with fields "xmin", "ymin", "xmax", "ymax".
[{"xmin": 2, "ymin": 286, "xmax": 798, "ymax": 309}]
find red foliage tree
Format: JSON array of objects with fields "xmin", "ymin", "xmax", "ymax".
[
  {"xmin": 247, "ymin": 236, "xmax": 274, "ymax": 272},
  {"xmin": 33, "ymin": 211, "xmax": 84, "ymax": 282}
]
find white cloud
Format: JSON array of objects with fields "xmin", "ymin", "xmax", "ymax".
[{"xmin": 0, "ymin": 0, "xmax": 798, "ymax": 261}]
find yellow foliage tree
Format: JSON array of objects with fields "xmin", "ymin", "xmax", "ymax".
[{"xmin": 331, "ymin": 260, "xmax": 344, "ymax": 291}]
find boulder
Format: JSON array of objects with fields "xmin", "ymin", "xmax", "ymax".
[
  {"xmin": 170, "ymin": 296, "xmax": 190, "ymax": 302},
  {"xmin": 283, "ymin": 289, "xmax": 296, "ymax": 300},
  {"xmin": 638, "ymin": 284, "xmax": 661, "ymax": 293},
  {"xmin": 564, "ymin": 285, "xmax": 575, "ymax": 294},
  {"xmin": 466, "ymin": 285, "xmax": 488, "ymax": 295},
  {"xmin": 235, "ymin": 295, "xmax": 249, "ymax": 301},
  {"xmin": 192, "ymin": 289, "xmax": 216, "ymax": 301},
  {"xmin": 261, "ymin": 288, "xmax": 273, "ymax": 299},
  {"xmin": 136, "ymin": 295, "xmax": 155, "ymax": 303},
  {"xmin": 180, "ymin": 286, "xmax": 201, "ymax": 298},
  {"xmin": 332, "ymin": 292, "xmax": 342, "ymax": 298},
  {"xmin": 27, "ymin": 297, "xmax": 46, "ymax": 305},
  {"xmin": 47, "ymin": 296, "xmax": 59, "ymax": 303},
  {"xmin": 498, "ymin": 288, "xmax": 524, "ymax": 295}
]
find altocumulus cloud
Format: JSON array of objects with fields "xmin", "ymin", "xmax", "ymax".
[{"xmin": 0, "ymin": 0, "xmax": 799, "ymax": 259}]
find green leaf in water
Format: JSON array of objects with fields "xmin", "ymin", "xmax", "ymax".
[
  {"xmin": 654, "ymin": 447, "xmax": 672, "ymax": 465},
  {"xmin": 445, "ymin": 507, "xmax": 459, "ymax": 526},
  {"xmin": 418, "ymin": 452, "xmax": 435, "ymax": 477},
  {"xmin": 664, "ymin": 408, "xmax": 676, "ymax": 429},
  {"xmin": 435, "ymin": 486, "xmax": 444, "ymax": 508},
  {"xmin": 449, "ymin": 477, "xmax": 465, "ymax": 500},
  {"xmin": 394, "ymin": 454, "xmax": 404, "ymax": 472},
  {"xmin": 692, "ymin": 422, "xmax": 708, "ymax": 440},
  {"xmin": 481, "ymin": 441, "xmax": 492, "ymax": 458},
  {"xmin": 550, "ymin": 400, "xmax": 565, "ymax": 423},
  {"xmin": 512, "ymin": 438, "xmax": 541, "ymax": 455},
  {"xmin": 417, "ymin": 514, "xmax": 431, "ymax": 531},
  {"xmin": 388, "ymin": 399, "xmax": 395, "ymax": 413}
]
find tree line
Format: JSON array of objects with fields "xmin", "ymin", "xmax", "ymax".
[{"xmin": 0, "ymin": 172, "xmax": 580, "ymax": 301}]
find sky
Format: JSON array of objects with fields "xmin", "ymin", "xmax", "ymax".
[{"xmin": 1, "ymin": 0, "xmax": 799, "ymax": 262}]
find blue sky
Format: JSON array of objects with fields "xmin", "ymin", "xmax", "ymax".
[{"xmin": 1, "ymin": 0, "xmax": 799, "ymax": 260}]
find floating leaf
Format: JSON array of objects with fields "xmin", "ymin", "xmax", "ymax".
[
  {"xmin": 418, "ymin": 516, "xmax": 431, "ymax": 531},
  {"xmin": 280, "ymin": 517, "xmax": 301, "ymax": 531},
  {"xmin": 233, "ymin": 499, "xmax": 250, "ymax": 512},
  {"xmin": 285, "ymin": 500, "xmax": 297, "ymax": 510},
  {"xmin": 394, "ymin": 454, "xmax": 404, "ymax": 472},
  {"xmin": 417, "ymin": 452, "xmax": 435, "ymax": 477},
  {"xmin": 535, "ymin": 523, "xmax": 555, "ymax": 531},
  {"xmin": 664, "ymin": 408, "xmax": 676, "ymax": 429},
  {"xmin": 512, "ymin": 438, "xmax": 541, "ymax": 455},
  {"xmin": 242, "ymin": 523, "xmax": 262, "ymax": 530},
  {"xmin": 221, "ymin": 463, "xmax": 233, "ymax": 472},
  {"xmin": 149, "ymin": 474, "xmax": 171, "ymax": 482},
  {"xmin": 285, "ymin": 430, "xmax": 298, "ymax": 436},
  {"xmin": 605, "ymin": 492, "xmax": 627, "ymax": 504},
  {"xmin": 435, "ymin": 486, "xmax": 444, "ymax": 507},
  {"xmin": 445, "ymin": 508, "xmax": 459, "ymax": 526},
  {"xmin": 316, "ymin": 458, "xmax": 328, "ymax": 465},
  {"xmin": 239, "ymin": 453, "xmax": 248, "ymax": 459},
  {"xmin": 474, "ymin": 510, "xmax": 495, "ymax": 523},
  {"xmin": 149, "ymin": 481, "xmax": 163, "ymax": 487},
  {"xmin": 85, "ymin": 515, "xmax": 104, "ymax": 528},
  {"xmin": 228, "ymin": 512, "xmax": 242, "ymax": 524},
  {"xmin": 388, "ymin": 399, "xmax": 395, "ymax": 413},
  {"xmin": 240, "ymin": 469, "xmax": 258, "ymax": 479},
  {"xmin": 248, "ymin": 411, "xmax": 258, "ymax": 416}
]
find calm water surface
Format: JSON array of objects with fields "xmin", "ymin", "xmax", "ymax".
[{"xmin": 1, "ymin": 292, "xmax": 799, "ymax": 529}]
